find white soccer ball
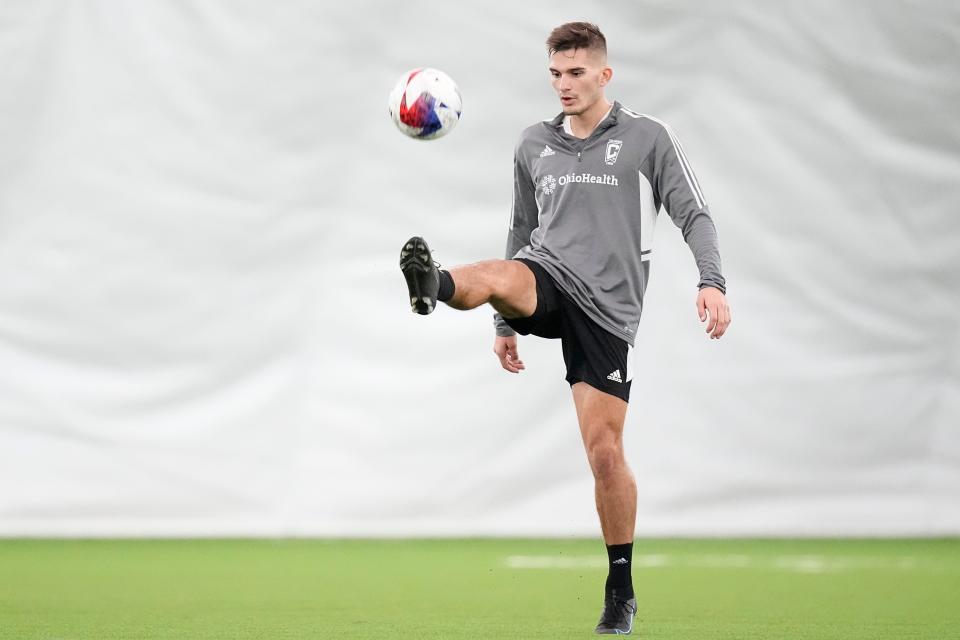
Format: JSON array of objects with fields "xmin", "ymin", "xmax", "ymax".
[{"xmin": 387, "ymin": 68, "xmax": 462, "ymax": 140}]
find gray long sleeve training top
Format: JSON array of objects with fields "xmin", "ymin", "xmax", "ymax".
[{"xmin": 493, "ymin": 101, "xmax": 726, "ymax": 346}]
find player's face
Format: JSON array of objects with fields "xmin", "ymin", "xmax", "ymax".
[{"xmin": 549, "ymin": 48, "xmax": 611, "ymax": 116}]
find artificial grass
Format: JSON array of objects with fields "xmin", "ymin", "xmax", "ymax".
[{"xmin": 0, "ymin": 538, "xmax": 957, "ymax": 639}]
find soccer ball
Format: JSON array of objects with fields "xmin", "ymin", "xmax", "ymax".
[{"xmin": 388, "ymin": 68, "xmax": 462, "ymax": 140}]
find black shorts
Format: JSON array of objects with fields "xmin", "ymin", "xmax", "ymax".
[{"xmin": 503, "ymin": 258, "xmax": 633, "ymax": 402}]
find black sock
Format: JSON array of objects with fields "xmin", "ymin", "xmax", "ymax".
[
  {"xmin": 605, "ymin": 542, "xmax": 634, "ymax": 599},
  {"xmin": 437, "ymin": 270, "xmax": 455, "ymax": 302}
]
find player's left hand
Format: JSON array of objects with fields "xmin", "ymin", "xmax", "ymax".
[{"xmin": 697, "ymin": 287, "xmax": 730, "ymax": 339}]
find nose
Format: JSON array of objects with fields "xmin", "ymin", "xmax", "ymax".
[{"xmin": 558, "ymin": 75, "xmax": 571, "ymax": 92}]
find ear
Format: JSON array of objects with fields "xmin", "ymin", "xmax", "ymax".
[{"xmin": 599, "ymin": 66, "xmax": 613, "ymax": 86}]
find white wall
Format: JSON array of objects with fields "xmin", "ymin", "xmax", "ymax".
[{"xmin": 0, "ymin": 1, "xmax": 957, "ymax": 536}]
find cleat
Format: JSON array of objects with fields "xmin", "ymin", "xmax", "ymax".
[
  {"xmin": 594, "ymin": 590, "xmax": 637, "ymax": 635},
  {"xmin": 400, "ymin": 236, "xmax": 440, "ymax": 315}
]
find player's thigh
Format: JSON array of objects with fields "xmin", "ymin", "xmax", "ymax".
[
  {"xmin": 571, "ymin": 382, "xmax": 627, "ymax": 474},
  {"xmin": 572, "ymin": 382, "xmax": 628, "ymax": 432},
  {"xmin": 489, "ymin": 259, "xmax": 537, "ymax": 319}
]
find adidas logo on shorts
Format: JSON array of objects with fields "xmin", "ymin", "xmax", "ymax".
[{"xmin": 607, "ymin": 369, "xmax": 623, "ymax": 383}]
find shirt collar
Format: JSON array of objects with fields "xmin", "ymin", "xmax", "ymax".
[
  {"xmin": 550, "ymin": 100, "xmax": 623, "ymax": 128},
  {"xmin": 551, "ymin": 100, "xmax": 621, "ymax": 136}
]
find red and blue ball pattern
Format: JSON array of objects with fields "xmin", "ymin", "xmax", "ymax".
[
  {"xmin": 399, "ymin": 70, "xmax": 444, "ymax": 137},
  {"xmin": 388, "ymin": 68, "xmax": 461, "ymax": 140}
]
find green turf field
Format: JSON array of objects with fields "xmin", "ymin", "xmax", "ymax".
[{"xmin": 1, "ymin": 538, "xmax": 958, "ymax": 639}]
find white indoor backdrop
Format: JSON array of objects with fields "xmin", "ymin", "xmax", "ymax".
[{"xmin": 0, "ymin": 1, "xmax": 957, "ymax": 537}]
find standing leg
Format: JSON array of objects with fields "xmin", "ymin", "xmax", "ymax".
[
  {"xmin": 572, "ymin": 382, "xmax": 636, "ymax": 545},
  {"xmin": 572, "ymin": 381, "xmax": 638, "ymax": 634}
]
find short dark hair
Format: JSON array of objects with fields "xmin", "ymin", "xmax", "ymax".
[{"xmin": 546, "ymin": 22, "xmax": 607, "ymax": 57}]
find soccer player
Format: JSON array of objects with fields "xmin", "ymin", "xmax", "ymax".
[{"xmin": 400, "ymin": 22, "xmax": 730, "ymax": 635}]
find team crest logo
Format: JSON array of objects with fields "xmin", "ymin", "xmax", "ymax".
[
  {"xmin": 605, "ymin": 139, "xmax": 623, "ymax": 165},
  {"xmin": 540, "ymin": 174, "xmax": 556, "ymax": 195}
]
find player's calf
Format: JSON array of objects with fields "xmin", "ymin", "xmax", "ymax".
[
  {"xmin": 400, "ymin": 239, "xmax": 536, "ymax": 316},
  {"xmin": 447, "ymin": 259, "xmax": 536, "ymax": 317}
]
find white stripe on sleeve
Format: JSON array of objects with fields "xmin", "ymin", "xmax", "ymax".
[{"xmin": 620, "ymin": 109, "xmax": 706, "ymax": 209}]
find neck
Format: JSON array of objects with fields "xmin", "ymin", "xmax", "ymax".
[{"xmin": 568, "ymin": 97, "xmax": 612, "ymax": 139}]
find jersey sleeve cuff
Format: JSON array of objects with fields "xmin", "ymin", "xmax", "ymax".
[
  {"xmin": 493, "ymin": 313, "xmax": 517, "ymax": 337},
  {"xmin": 698, "ymin": 280, "xmax": 726, "ymax": 295}
]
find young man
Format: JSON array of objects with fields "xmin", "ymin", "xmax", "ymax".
[{"xmin": 400, "ymin": 22, "xmax": 730, "ymax": 635}]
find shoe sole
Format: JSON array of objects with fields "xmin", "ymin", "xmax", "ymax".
[{"xmin": 400, "ymin": 236, "xmax": 436, "ymax": 315}]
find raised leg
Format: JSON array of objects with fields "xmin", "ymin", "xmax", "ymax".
[{"xmin": 446, "ymin": 259, "xmax": 537, "ymax": 320}]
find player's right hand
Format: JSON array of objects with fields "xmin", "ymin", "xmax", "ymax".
[{"xmin": 494, "ymin": 335, "xmax": 525, "ymax": 373}]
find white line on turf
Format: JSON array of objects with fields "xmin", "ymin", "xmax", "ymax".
[{"xmin": 504, "ymin": 554, "xmax": 923, "ymax": 574}]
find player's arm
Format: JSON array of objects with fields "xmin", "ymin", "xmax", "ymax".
[
  {"xmin": 653, "ymin": 124, "xmax": 731, "ymax": 339},
  {"xmin": 493, "ymin": 145, "xmax": 538, "ymax": 371}
]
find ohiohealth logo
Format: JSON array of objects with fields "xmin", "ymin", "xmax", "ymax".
[
  {"xmin": 557, "ymin": 172, "xmax": 619, "ymax": 187},
  {"xmin": 540, "ymin": 172, "xmax": 618, "ymax": 196},
  {"xmin": 539, "ymin": 174, "xmax": 557, "ymax": 195}
]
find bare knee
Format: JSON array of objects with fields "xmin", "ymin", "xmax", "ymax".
[
  {"xmin": 477, "ymin": 260, "xmax": 514, "ymax": 291},
  {"xmin": 586, "ymin": 437, "xmax": 625, "ymax": 482}
]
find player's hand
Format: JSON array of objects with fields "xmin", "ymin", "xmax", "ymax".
[
  {"xmin": 697, "ymin": 287, "xmax": 731, "ymax": 339},
  {"xmin": 493, "ymin": 335, "xmax": 525, "ymax": 373}
]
